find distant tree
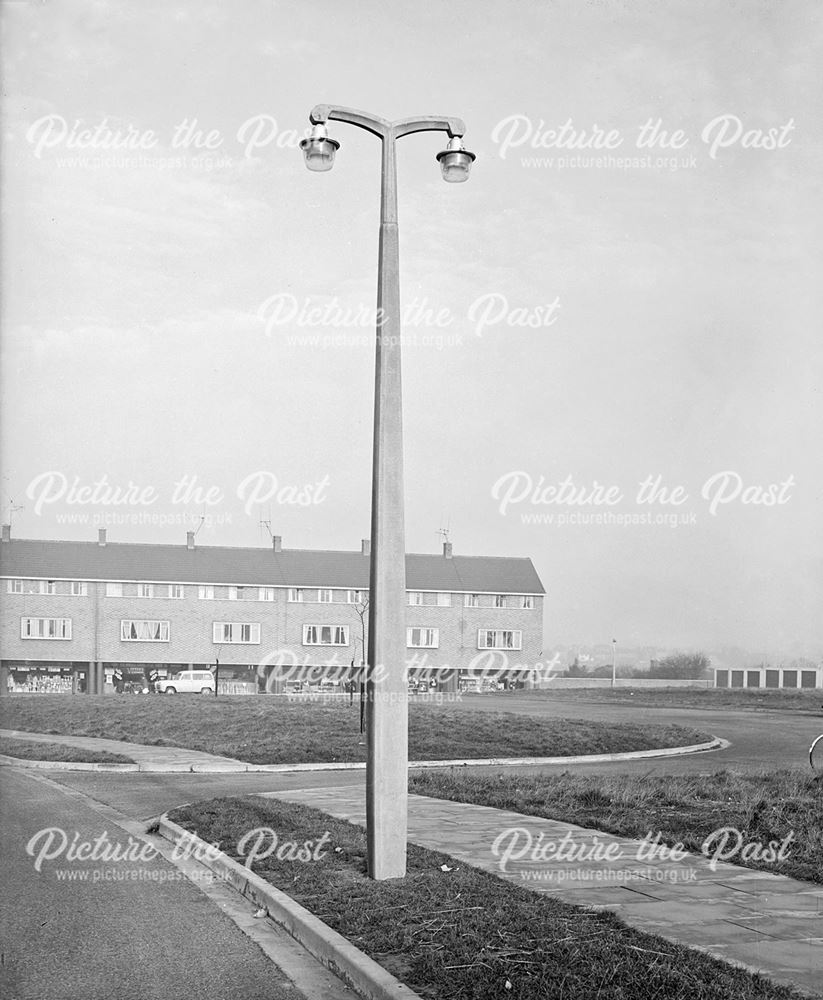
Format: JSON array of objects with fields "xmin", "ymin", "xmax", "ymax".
[
  {"xmin": 648, "ymin": 653, "xmax": 710, "ymax": 680},
  {"xmin": 566, "ymin": 656, "xmax": 589, "ymax": 677}
]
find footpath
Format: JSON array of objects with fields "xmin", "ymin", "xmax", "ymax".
[{"xmin": 0, "ymin": 727, "xmax": 726, "ymax": 772}]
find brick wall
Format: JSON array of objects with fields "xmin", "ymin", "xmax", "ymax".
[{"xmin": 1, "ymin": 577, "xmax": 544, "ymax": 678}]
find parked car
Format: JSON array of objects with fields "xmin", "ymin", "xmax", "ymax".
[{"xmin": 156, "ymin": 670, "xmax": 215, "ymax": 695}]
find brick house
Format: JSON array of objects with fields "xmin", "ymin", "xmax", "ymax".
[{"xmin": 0, "ymin": 527, "xmax": 545, "ymax": 695}]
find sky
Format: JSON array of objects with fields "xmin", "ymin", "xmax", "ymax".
[{"xmin": 1, "ymin": 0, "xmax": 821, "ymax": 661}]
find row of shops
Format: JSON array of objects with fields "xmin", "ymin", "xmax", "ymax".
[{"xmin": 1, "ymin": 661, "xmax": 534, "ymax": 695}]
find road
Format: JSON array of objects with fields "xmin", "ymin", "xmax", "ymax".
[
  {"xmin": 436, "ymin": 691, "xmax": 823, "ymax": 775},
  {"xmin": 0, "ymin": 768, "xmax": 347, "ymax": 1000}
]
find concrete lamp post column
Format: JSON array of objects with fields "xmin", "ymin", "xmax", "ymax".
[{"xmin": 300, "ymin": 105, "xmax": 475, "ymax": 880}]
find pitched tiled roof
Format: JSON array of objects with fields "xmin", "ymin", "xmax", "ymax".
[{"xmin": 0, "ymin": 538, "xmax": 545, "ymax": 594}]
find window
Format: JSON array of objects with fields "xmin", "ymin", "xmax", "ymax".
[
  {"xmin": 493, "ymin": 595, "xmax": 506, "ymax": 609},
  {"xmin": 408, "ymin": 592, "xmax": 424, "ymax": 606},
  {"xmin": 520, "ymin": 595, "xmax": 534, "ymax": 610},
  {"xmin": 70, "ymin": 581, "xmax": 88, "ymax": 597},
  {"xmin": 407, "ymin": 627, "xmax": 439, "ymax": 648},
  {"xmin": 464, "ymin": 594, "xmax": 480, "ymax": 608},
  {"xmin": 212, "ymin": 622, "xmax": 261, "ymax": 644},
  {"xmin": 40, "ymin": 580, "xmax": 57, "ymax": 595},
  {"xmin": 21, "ymin": 617, "xmax": 72, "ymax": 640},
  {"xmin": 347, "ymin": 590, "xmax": 367, "ymax": 604},
  {"xmin": 303, "ymin": 624, "xmax": 349, "ymax": 646},
  {"xmin": 168, "ymin": 584, "xmax": 184, "ymax": 599},
  {"xmin": 106, "ymin": 582, "xmax": 123, "ymax": 597},
  {"xmin": 318, "ymin": 589, "xmax": 333, "ymax": 603},
  {"xmin": 477, "ymin": 629, "xmax": 522, "ymax": 650},
  {"xmin": 120, "ymin": 620, "xmax": 170, "ymax": 642},
  {"xmin": 198, "ymin": 585, "xmax": 215, "ymax": 600},
  {"xmin": 258, "ymin": 587, "xmax": 275, "ymax": 602},
  {"xmin": 436, "ymin": 592, "xmax": 451, "ymax": 607},
  {"xmin": 138, "ymin": 583, "xmax": 154, "ymax": 599},
  {"xmin": 8, "ymin": 579, "xmax": 24, "ymax": 594},
  {"xmin": 288, "ymin": 588, "xmax": 304, "ymax": 603}
]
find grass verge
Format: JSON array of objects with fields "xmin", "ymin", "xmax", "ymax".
[
  {"xmin": 168, "ymin": 795, "xmax": 810, "ymax": 1000},
  {"xmin": 0, "ymin": 696, "xmax": 708, "ymax": 764},
  {"xmin": 409, "ymin": 769, "xmax": 823, "ymax": 883},
  {"xmin": 512, "ymin": 687, "xmax": 823, "ymax": 713},
  {"xmin": 0, "ymin": 737, "xmax": 133, "ymax": 764}
]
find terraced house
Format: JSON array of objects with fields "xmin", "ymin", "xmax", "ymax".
[{"xmin": 0, "ymin": 526, "xmax": 545, "ymax": 695}]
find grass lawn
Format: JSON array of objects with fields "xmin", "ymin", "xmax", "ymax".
[
  {"xmin": 409, "ymin": 769, "xmax": 823, "ymax": 884},
  {"xmin": 515, "ymin": 687, "xmax": 823, "ymax": 713},
  {"xmin": 0, "ymin": 696, "xmax": 708, "ymax": 764},
  {"xmin": 0, "ymin": 737, "xmax": 134, "ymax": 764},
  {"xmin": 167, "ymin": 795, "xmax": 809, "ymax": 1000}
]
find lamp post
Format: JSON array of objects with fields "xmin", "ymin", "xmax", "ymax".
[
  {"xmin": 612, "ymin": 639, "xmax": 617, "ymax": 688},
  {"xmin": 301, "ymin": 105, "xmax": 475, "ymax": 880}
]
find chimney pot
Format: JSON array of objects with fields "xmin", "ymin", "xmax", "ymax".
[
  {"xmin": 272, "ymin": 535, "xmax": 282, "ymax": 553},
  {"xmin": 361, "ymin": 538, "xmax": 370, "ymax": 556},
  {"xmin": 186, "ymin": 531, "xmax": 195, "ymax": 550},
  {"xmin": 98, "ymin": 528, "xmax": 107, "ymax": 546},
  {"xmin": 443, "ymin": 541, "xmax": 453, "ymax": 558},
  {"xmin": 1, "ymin": 524, "xmax": 10, "ymax": 543}
]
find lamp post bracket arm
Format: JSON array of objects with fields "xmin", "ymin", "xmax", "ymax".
[
  {"xmin": 309, "ymin": 105, "xmax": 391, "ymax": 138},
  {"xmin": 308, "ymin": 106, "xmax": 466, "ymax": 141},
  {"xmin": 393, "ymin": 116, "xmax": 466, "ymax": 139}
]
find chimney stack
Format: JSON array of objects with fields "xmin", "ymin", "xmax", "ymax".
[
  {"xmin": 98, "ymin": 528, "xmax": 107, "ymax": 546},
  {"xmin": 361, "ymin": 538, "xmax": 371, "ymax": 556},
  {"xmin": 1, "ymin": 524, "xmax": 10, "ymax": 543},
  {"xmin": 186, "ymin": 531, "xmax": 195, "ymax": 550},
  {"xmin": 443, "ymin": 541, "xmax": 453, "ymax": 558},
  {"xmin": 272, "ymin": 535, "xmax": 282, "ymax": 553}
]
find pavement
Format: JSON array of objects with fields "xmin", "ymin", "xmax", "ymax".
[
  {"xmin": 0, "ymin": 728, "xmax": 247, "ymax": 772},
  {"xmin": 262, "ymin": 783, "xmax": 823, "ymax": 998},
  {"xmin": 0, "ymin": 727, "xmax": 726, "ymax": 772}
]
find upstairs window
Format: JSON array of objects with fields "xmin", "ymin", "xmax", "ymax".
[
  {"xmin": 477, "ymin": 629, "xmax": 522, "ymax": 650},
  {"xmin": 121, "ymin": 620, "xmax": 169, "ymax": 642},
  {"xmin": 303, "ymin": 624, "xmax": 349, "ymax": 646},
  {"xmin": 21, "ymin": 617, "xmax": 72, "ymax": 639},
  {"xmin": 212, "ymin": 622, "xmax": 261, "ymax": 644},
  {"xmin": 407, "ymin": 627, "xmax": 439, "ymax": 648}
]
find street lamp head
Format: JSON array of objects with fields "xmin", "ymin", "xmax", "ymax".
[
  {"xmin": 436, "ymin": 136, "xmax": 476, "ymax": 183},
  {"xmin": 300, "ymin": 123, "xmax": 340, "ymax": 172}
]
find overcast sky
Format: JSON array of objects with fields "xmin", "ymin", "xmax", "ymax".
[{"xmin": 2, "ymin": 0, "xmax": 820, "ymax": 659}]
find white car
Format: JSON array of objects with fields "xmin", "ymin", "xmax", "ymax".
[{"xmin": 156, "ymin": 670, "xmax": 215, "ymax": 695}]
